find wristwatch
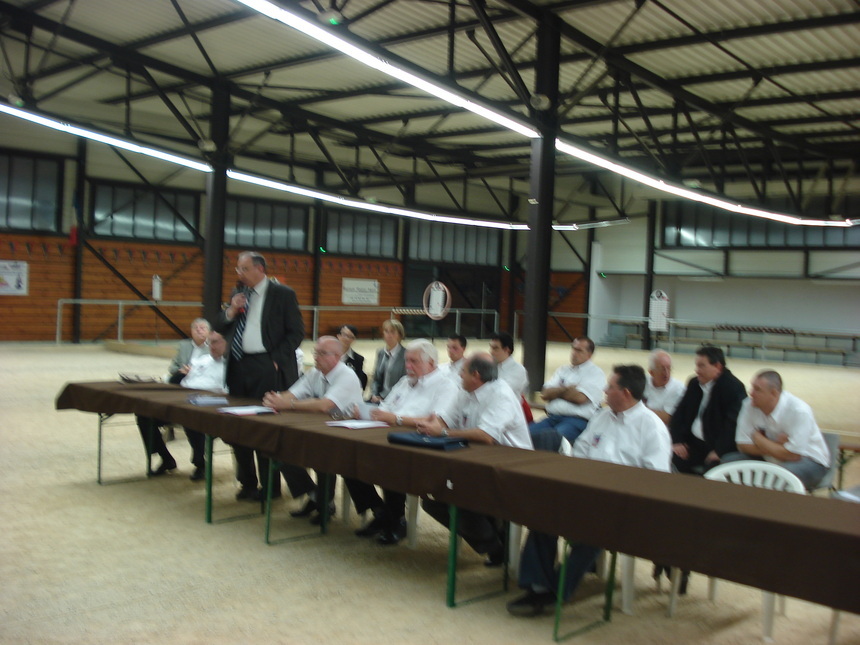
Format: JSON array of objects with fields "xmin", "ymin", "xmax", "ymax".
[
  {"xmin": 395, "ymin": 415, "xmax": 403, "ymax": 426},
  {"xmin": 441, "ymin": 427, "xmax": 449, "ymax": 437}
]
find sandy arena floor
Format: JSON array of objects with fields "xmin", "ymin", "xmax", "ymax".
[{"xmin": 0, "ymin": 340, "xmax": 857, "ymax": 645}]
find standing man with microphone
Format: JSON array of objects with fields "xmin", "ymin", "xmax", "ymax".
[{"xmin": 214, "ymin": 251, "xmax": 304, "ymax": 501}]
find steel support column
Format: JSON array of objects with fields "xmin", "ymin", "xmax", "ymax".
[
  {"xmin": 522, "ymin": 15, "xmax": 559, "ymax": 392},
  {"xmin": 72, "ymin": 138, "xmax": 87, "ymax": 343},
  {"xmin": 643, "ymin": 200, "xmax": 657, "ymax": 350},
  {"xmin": 202, "ymin": 84, "xmax": 230, "ymax": 317}
]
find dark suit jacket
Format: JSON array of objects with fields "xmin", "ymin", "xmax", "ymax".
[
  {"xmin": 214, "ymin": 280, "xmax": 304, "ymax": 390},
  {"xmin": 344, "ymin": 350, "xmax": 368, "ymax": 390},
  {"xmin": 670, "ymin": 368, "xmax": 747, "ymax": 458},
  {"xmin": 371, "ymin": 344, "xmax": 406, "ymax": 399}
]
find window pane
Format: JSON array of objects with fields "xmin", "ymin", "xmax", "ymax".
[
  {"xmin": 8, "ymin": 157, "xmax": 34, "ymax": 229},
  {"xmin": 32, "ymin": 159, "xmax": 59, "ymax": 231},
  {"xmin": 0, "ymin": 156, "xmax": 9, "ymax": 228}
]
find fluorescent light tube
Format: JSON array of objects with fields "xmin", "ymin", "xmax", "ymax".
[{"xmin": 0, "ymin": 103, "xmax": 212, "ymax": 173}]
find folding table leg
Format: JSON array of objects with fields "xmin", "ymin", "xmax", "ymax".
[
  {"xmin": 446, "ymin": 505, "xmax": 460, "ymax": 608},
  {"xmin": 205, "ymin": 435, "xmax": 214, "ymax": 523}
]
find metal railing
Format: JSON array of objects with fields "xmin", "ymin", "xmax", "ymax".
[
  {"xmin": 55, "ymin": 299, "xmax": 203, "ymax": 344},
  {"xmin": 56, "ymin": 299, "xmax": 499, "ymax": 344},
  {"xmin": 512, "ymin": 311, "xmax": 649, "ymax": 340}
]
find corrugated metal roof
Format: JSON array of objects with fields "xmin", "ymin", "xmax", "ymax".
[{"xmin": 1, "ymin": 0, "xmax": 857, "ymax": 218}]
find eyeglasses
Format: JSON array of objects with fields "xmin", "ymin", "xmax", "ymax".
[
  {"xmin": 313, "ymin": 350, "xmax": 333, "ymax": 357},
  {"xmin": 235, "ymin": 265, "xmax": 254, "ymax": 274}
]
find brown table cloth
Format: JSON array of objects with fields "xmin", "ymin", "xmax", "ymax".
[{"xmin": 56, "ymin": 381, "xmax": 860, "ymax": 614}]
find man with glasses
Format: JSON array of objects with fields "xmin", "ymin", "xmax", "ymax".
[{"xmin": 213, "ymin": 251, "xmax": 304, "ymax": 502}]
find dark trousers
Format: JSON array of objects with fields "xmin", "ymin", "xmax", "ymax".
[
  {"xmin": 518, "ymin": 530, "xmax": 601, "ymax": 600},
  {"xmin": 344, "ymin": 479, "xmax": 404, "ymax": 531},
  {"xmin": 185, "ymin": 428, "xmax": 205, "ymax": 468},
  {"xmin": 421, "ymin": 498, "xmax": 504, "ymax": 556},
  {"xmin": 672, "ymin": 435, "xmax": 718, "ymax": 474},
  {"xmin": 135, "ymin": 415, "xmax": 173, "ymax": 461},
  {"xmin": 227, "ymin": 353, "xmax": 281, "ymax": 495},
  {"xmin": 280, "ymin": 465, "xmax": 335, "ymax": 502}
]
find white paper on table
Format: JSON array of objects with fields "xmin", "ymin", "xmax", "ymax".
[
  {"xmin": 325, "ymin": 420, "xmax": 389, "ymax": 429},
  {"xmin": 218, "ymin": 405, "xmax": 275, "ymax": 416}
]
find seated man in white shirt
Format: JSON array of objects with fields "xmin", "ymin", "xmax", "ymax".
[
  {"xmin": 439, "ymin": 334, "xmax": 467, "ymax": 383},
  {"xmin": 349, "ymin": 339, "xmax": 461, "ymax": 545},
  {"xmin": 137, "ymin": 329, "xmax": 228, "ymax": 480},
  {"xmin": 175, "ymin": 330, "xmax": 229, "ymax": 480},
  {"xmin": 643, "ymin": 349, "xmax": 685, "ymax": 426},
  {"xmin": 489, "ymin": 331, "xmax": 529, "ymax": 397},
  {"xmin": 528, "ymin": 337, "xmax": 606, "ymax": 452},
  {"xmin": 724, "ymin": 370, "xmax": 831, "ymax": 490},
  {"xmin": 417, "ymin": 353, "xmax": 533, "ymax": 565},
  {"xmin": 136, "ymin": 318, "xmax": 212, "ymax": 476},
  {"xmin": 507, "ymin": 365, "xmax": 671, "ymax": 617},
  {"xmin": 262, "ymin": 336, "xmax": 363, "ymax": 524}
]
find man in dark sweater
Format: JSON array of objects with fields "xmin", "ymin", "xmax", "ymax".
[{"xmin": 669, "ymin": 345, "xmax": 747, "ymax": 474}]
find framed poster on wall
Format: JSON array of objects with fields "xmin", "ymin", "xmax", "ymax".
[{"xmin": 0, "ymin": 260, "xmax": 28, "ymax": 296}]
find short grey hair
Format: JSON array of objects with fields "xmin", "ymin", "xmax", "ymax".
[
  {"xmin": 755, "ymin": 370, "xmax": 783, "ymax": 392},
  {"xmin": 468, "ymin": 354, "xmax": 498, "ymax": 384},
  {"xmin": 405, "ymin": 338, "xmax": 437, "ymax": 365},
  {"xmin": 191, "ymin": 318, "xmax": 211, "ymax": 331},
  {"xmin": 648, "ymin": 349, "xmax": 671, "ymax": 370}
]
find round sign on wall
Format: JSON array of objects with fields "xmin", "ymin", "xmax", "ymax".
[{"xmin": 423, "ymin": 281, "xmax": 451, "ymax": 320}]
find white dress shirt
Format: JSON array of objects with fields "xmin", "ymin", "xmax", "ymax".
[
  {"xmin": 439, "ymin": 358, "xmax": 465, "ymax": 384},
  {"xmin": 379, "ymin": 368, "xmax": 460, "ymax": 419},
  {"xmin": 568, "ymin": 401, "xmax": 672, "ymax": 472},
  {"xmin": 288, "ymin": 361, "xmax": 363, "ymax": 414},
  {"xmin": 543, "ymin": 360, "xmax": 606, "ymax": 419},
  {"xmin": 735, "ymin": 391, "xmax": 830, "ymax": 467},
  {"xmin": 497, "ymin": 356, "xmax": 529, "ymax": 397},
  {"xmin": 691, "ymin": 379, "xmax": 715, "ymax": 441},
  {"xmin": 441, "ymin": 379, "xmax": 533, "ymax": 450},
  {"xmin": 644, "ymin": 377, "xmax": 686, "ymax": 417},
  {"xmin": 240, "ymin": 276, "xmax": 268, "ymax": 355},
  {"xmin": 181, "ymin": 354, "xmax": 227, "ymax": 392}
]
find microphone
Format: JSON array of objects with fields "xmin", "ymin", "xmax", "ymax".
[{"xmin": 234, "ymin": 280, "xmax": 249, "ymax": 313}]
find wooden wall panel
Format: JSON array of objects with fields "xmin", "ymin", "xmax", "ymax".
[
  {"xmin": 80, "ymin": 241, "xmax": 204, "ymax": 341},
  {"xmin": 0, "ymin": 233, "xmax": 75, "ymax": 341},
  {"xmin": 316, "ymin": 256, "xmax": 403, "ymax": 339}
]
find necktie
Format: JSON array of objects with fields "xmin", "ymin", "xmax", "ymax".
[
  {"xmin": 378, "ymin": 350, "xmax": 389, "ymax": 380},
  {"xmin": 231, "ymin": 290, "xmax": 251, "ymax": 361}
]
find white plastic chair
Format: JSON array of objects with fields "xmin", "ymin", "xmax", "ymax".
[{"xmin": 668, "ymin": 461, "xmax": 805, "ymax": 642}]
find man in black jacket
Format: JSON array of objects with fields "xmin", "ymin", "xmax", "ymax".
[
  {"xmin": 337, "ymin": 324, "xmax": 368, "ymax": 390},
  {"xmin": 669, "ymin": 345, "xmax": 746, "ymax": 474},
  {"xmin": 213, "ymin": 251, "xmax": 304, "ymax": 501}
]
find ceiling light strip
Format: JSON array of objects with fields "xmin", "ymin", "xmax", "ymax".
[
  {"xmin": 555, "ymin": 140, "xmax": 853, "ymax": 228},
  {"xmin": 234, "ymin": 0, "xmax": 539, "ymax": 139},
  {"xmin": 0, "ymin": 104, "xmax": 213, "ymax": 173},
  {"xmin": 226, "ymin": 170, "xmax": 528, "ymax": 230},
  {"xmin": 236, "ymin": 1, "xmax": 853, "ymax": 228}
]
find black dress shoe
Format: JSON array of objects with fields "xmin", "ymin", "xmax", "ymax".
[
  {"xmin": 484, "ymin": 545, "xmax": 506, "ymax": 567},
  {"xmin": 308, "ymin": 505, "xmax": 336, "ymax": 525},
  {"xmin": 150, "ymin": 458, "xmax": 177, "ymax": 476},
  {"xmin": 290, "ymin": 499, "xmax": 319, "ymax": 517},
  {"xmin": 236, "ymin": 487, "xmax": 259, "ymax": 501},
  {"xmin": 189, "ymin": 467, "xmax": 205, "ymax": 481},
  {"xmin": 506, "ymin": 590, "xmax": 556, "ymax": 617},
  {"xmin": 355, "ymin": 513, "xmax": 388, "ymax": 537},
  {"xmin": 377, "ymin": 528, "xmax": 404, "ymax": 546},
  {"xmin": 251, "ymin": 488, "xmax": 281, "ymax": 502}
]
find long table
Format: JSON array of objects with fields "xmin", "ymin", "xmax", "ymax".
[{"xmin": 56, "ymin": 381, "xmax": 860, "ymax": 615}]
